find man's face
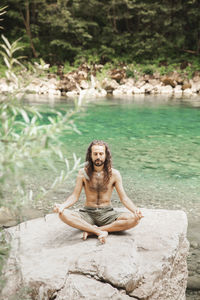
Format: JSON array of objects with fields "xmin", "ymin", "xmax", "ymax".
[{"xmin": 91, "ymin": 145, "xmax": 106, "ymax": 167}]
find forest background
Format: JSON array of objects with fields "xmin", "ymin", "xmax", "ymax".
[{"xmin": 1, "ymin": 0, "xmax": 200, "ymax": 72}]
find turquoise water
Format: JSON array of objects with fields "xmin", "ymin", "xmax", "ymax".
[
  {"xmin": 25, "ymin": 96, "xmax": 200, "ymax": 220},
  {"xmin": 62, "ymin": 100, "xmax": 200, "ymax": 179},
  {"xmin": 38, "ymin": 97, "xmax": 199, "ymax": 217}
]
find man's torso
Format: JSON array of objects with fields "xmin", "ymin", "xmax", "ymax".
[{"xmin": 81, "ymin": 168, "xmax": 117, "ymax": 207}]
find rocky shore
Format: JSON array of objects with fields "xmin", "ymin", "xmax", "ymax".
[{"xmin": 0, "ymin": 64, "xmax": 200, "ymax": 99}]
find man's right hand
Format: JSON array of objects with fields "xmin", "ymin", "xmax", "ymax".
[
  {"xmin": 53, "ymin": 203, "xmax": 65, "ymax": 214},
  {"xmin": 134, "ymin": 209, "xmax": 144, "ymax": 220}
]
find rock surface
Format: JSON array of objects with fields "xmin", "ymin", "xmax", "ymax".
[{"xmin": 2, "ymin": 208, "xmax": 189, "ymax": 300}]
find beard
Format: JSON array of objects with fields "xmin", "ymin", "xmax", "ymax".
[{"xmin": 93, "ymin": 159, "xmax": 105, "ymax": 167}]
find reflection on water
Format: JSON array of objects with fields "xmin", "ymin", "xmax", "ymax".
[{"xmin": 25, "ymin": 93, "xmax": 200, "ymax": 107}]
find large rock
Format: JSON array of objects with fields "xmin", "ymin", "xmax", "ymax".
[
  {"xmin": 174, "ymin": 85, "xmax": 183, "ymax": 94},
  {"xmin": 110, "ymin": 69, "xmax": 126, "ymax": 82},
  {"xmin": 182, "ymin": 82, "xmax": 192, "ymax": 90},
  {"xmin": 161, "ymin": 77, "xmax": 177, "ymax": 88},
  {"xmin": 113, "ymin": 84, "xmax": 135, "ymax": 96},
  {"xmin": 190, "ymin": 80, "xmax": 200, "ymax": 93},
  {"xmin": 140, "ymin": 83, "xmax": 154, "ymax": 94},
  {"xmin": 102, "ymin": 78, "xmax": 119, "ymax": 93},
  {"xmin": 1, "ymin": 209, "xmax": 189, "ymax": 300},
  {"xmin": 160, "ymin": 85, "xmax": 173, "ymax": 94},
  {"xmin": 132, "ymin": 86, "xmax": 142, "ymax": 94}
]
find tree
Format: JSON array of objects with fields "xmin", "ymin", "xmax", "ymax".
[{"xmin": 1, "ymin": 0, "xmax": 200, "ymax": 63}]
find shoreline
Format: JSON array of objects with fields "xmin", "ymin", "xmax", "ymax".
[{"xmin": 0, "ymin": 64, "xmax": 200, "ymax": 101}]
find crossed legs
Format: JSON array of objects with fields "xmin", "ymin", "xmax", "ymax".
[
  {"xmin": 58, "ymin": 209, "xmax": 140, "ymax": 243},
  {"xmin": 58, "ymin": 210, "xmax": 108, "ymax": 243}
]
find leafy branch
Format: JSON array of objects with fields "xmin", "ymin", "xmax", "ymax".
[
  {"xmin": 0, "ymin": 6, "xmax": 7, "ymax": 30},
  {"xmin": 0, "ymin": 9, "xmax": 83, "ymax": 214}
]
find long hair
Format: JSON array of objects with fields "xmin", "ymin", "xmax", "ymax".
[{"xmin": 85, "ymin": 140, "xmax": 112, "ymax": 184}]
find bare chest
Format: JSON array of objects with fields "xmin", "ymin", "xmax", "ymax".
[{"xmin": 84, "ymin": 174, "xmax": 114, "ymax": 194}]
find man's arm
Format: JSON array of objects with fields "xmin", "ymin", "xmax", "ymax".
[
  {"xmin": 114, "ymin": 170, "xmax": 142, "ymax": 217},
  {"xmin": 53, "ymin": 169, "xmax": 84, "ymax": 213}
]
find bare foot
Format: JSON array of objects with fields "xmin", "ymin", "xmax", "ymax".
[
  {"xmin": 83, "ymin": 231, "xmax": 92, "ymax": 240},
  {"xmin": 97, "ymin": 231, "xmax": 108, "ymax": 244},
  {"xmin": 83, "ymin": 225, "xmax": 97, "ymax": 241}
]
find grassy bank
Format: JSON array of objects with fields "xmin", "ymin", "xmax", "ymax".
[
  {"xmin": 0, "ymin": 55, "xmax": 199, "ymax": 81},
  {"xmin": 49, "ymin": 55, "xmax": 200, "ymax": 80}
]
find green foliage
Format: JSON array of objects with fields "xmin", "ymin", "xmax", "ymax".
[
  {"xmin": 0, "ymin": 60, "xmax": 6, "ymax": 77},
  {"xmin": 125, "ymin": 63, "xmax": 139, "ymax": 78},
  {"xmin": 158, "ymin": 66, "xmax": 168, "ymax": 76},
  {"xmin": 63, "ymin": 61, "xmax": 77, "ymax": 73},
  {"xmin": 0, "ymin": 34, "xmax": 26, "ymax": 86},
  {"xmin": 1, "ymin": 0, "xmax": 198, "ymax": 63},
  {"xmin": 0, "ymin": 99, "xmax": 81, "ymax": 209},
  {"xmin": 126, "ymin": 68, "xmax": 134, "ymax": 78},
  {"xmin": 74, "ymin": 50, "xmax": 101, "ymax": 66},
  {"xmin": 0, "ymin": 18, "xmax": 83, "ymax": 211},
  {"xmin": 142, "ymin": 67, "xmax": 154, "ymax": 76},
  {"xmin": 0, "ymin": 1, "xmax": 199, "ymax": 69},
  {"xmin": 0, "ymin": 35, "xmax": 25, "ymax": 67},
  {"xmin": 0, "ymin": 6, "xmax": 7, "ymax": 30},
  {"xmin": 49, "ymin": 65, "xmax": 57, "ymax": 73},
  {"xmin": 96, "ymin": 63, "xmax": 111, "ymax": 82}
]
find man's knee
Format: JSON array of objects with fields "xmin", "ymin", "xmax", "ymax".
[
  {"xmin": 59, "ymin": 209, "xmax": 80, "ymax": 222},
  {"xmin": 117, "ymin": 213, "xmax": 139, "ymax": 229},
  {"xmin": 126, "ymin": 215, "xmax": 139, "ymax": 228},
  {"xmin": 124, "ymin": 213, "xmax": 140, "ymax": 228},
  {"xmin": 59, "ymin": 209, "xmax": 71, "ymax": 222}
]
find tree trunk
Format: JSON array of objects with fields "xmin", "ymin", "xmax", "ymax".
[
  {"xmin": 20, "ymin": 1, "xmax": 38, "ymax": 58},
  {"xmin": 197, "ymin": 36, "xmax": 200, "ymax": 55},
  {"xmin": 112, "ymin": 0, "xmax": 118, "ymax": 33}
]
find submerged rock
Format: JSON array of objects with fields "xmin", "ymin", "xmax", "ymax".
[{"xmin": 1, "ymin": 208, "xmax": 189, "ymax": 300}]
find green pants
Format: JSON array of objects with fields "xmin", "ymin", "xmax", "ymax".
[{"xmin": 78, "ymin": 206, "xmax": 122, "ymax": 226}]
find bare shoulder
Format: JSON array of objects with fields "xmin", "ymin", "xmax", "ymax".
[
  {"xmin": 112, "ymin": 168, "xmax": 122, "ymax": 180},
  {"xmin": 78, "ymin": 168, "xmax": 89, "ymax": 180},
  {"xmin": 77, "ymin": 168, "xmax": 84, "ymax": 178}
]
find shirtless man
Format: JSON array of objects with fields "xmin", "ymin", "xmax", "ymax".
[{"xmin": 53, "ymin": 140, "xmax": 143, "ymax": 243}]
